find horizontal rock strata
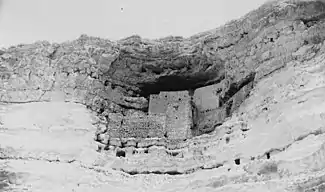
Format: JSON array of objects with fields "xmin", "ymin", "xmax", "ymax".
[{"xmin": 1, "ymin": 0, "xmax": 325, "ymax": 191}]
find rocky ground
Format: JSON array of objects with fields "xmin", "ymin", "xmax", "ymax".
[{"xmin": 2, "ymin": 0, "xmax": 325, "ymax": 191}]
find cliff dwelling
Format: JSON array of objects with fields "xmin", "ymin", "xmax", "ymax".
[
  {"xmin": 107, "ymin": 90, "xmax": 195, "ymax": 141},
  {"xmin": 102, "ymin": 73, "xmax": 256, "ymax": 159},
  {"xmin": 106, "ymin": 78, "xmax": 246, "ymax": 142},
  {"xmin": 2, "ymin": 0, "xmax": 325, "ymax": 191}
]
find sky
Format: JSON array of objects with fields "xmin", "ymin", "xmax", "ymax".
[{"xmin": 0, "ymin": 0, "xmax": 265, "ymax": 48}]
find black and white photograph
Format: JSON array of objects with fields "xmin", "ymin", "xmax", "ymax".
[{"xmin": 1, "ymin": 0, "xmax": 325, "ymax": 191}]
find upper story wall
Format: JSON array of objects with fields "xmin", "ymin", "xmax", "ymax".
[
  {"xmin": 193, "ymin": 82, "xmax": 223, "ymax": 113},
  {"xmin": 149, "ymin": 90, "xmax": 191, "ymax": 115}
]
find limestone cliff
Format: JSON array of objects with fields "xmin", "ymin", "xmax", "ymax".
[
  {"xmin": 2, "ymin": 0, "xmax": 324, "ymax": 135},
  {"xmin": 1, "ymin": 0, "xmax": 325, "ymax": 191}
]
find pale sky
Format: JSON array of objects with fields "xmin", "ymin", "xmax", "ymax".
[{"xmin": 0, "ymin": 0, "xmax": 265, "ymax": 47}]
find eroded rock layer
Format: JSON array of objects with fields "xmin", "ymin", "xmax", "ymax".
[{"xmin": 1, "ymin": 0, "xmax": 325, "ymax": 191}]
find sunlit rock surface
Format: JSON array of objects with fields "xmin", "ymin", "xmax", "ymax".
[{"xmin": 1, "ymin": 0, "xmax": 325, "ymax": 191}]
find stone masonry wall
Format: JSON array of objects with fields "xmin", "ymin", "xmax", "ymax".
[
  {"xmin": 107, "ymin": 112, "xmax": 166, "ymax": 139},
  {"xmin": 107, "ymin": 112, "xmax": 123, "ymax": 138},
  {"xmin": 120, "ymin": 114, "xmax": 166, "ymax": 138},
  {"xmin": 148, "ymin": 94, "xmax": 166, "ymax": 115},
  {"xmin": 193, "ymin": 82, "xmax": 223, "ymax": 113},
  {"xmin": 166, "ymin": 100, "xmax": 193, "ymax": 140},
  {"xmin": 149, "ymin": 90, "xmax": 193, "ymax": 140}
]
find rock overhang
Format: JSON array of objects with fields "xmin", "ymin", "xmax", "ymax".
[{"xmin": 1, "ymin": 0, "xmax": 325, "ymax": 183}]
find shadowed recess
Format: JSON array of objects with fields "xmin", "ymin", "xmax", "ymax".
[{"xmin": 138, "ymin": 72, "xmax": 225, "ymax": 97}]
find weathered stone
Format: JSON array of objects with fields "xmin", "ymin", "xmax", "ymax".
[
  {"xmin": 122, "ymin": 96, "xmax": 148, "ymax": 110},
  {"xmin": 196, "ymin": 107, "xmax": 227, "ymax": 135},
  {"xmin": 119, "ymin": 114, "xmax": 166, "ymax": 138},
  {"xmin": 148, "ymin": 146, "xmax": 166, "ymax": 156},
  {"xmin": 124, "ymin": 138, "xmax": 138, "ymax": 147},
  {"xmin": 97, "ymin": 133, "xmax": 110, "ymax": 145},
  {"xmin": 166, "ymin": 140, "xmax": 189, "ymax": 150},
  {"xmin": 230, "ymin": 81, "xmax": 254, "ymax": 113},
  {"xmin": 7, "ymin": 172, "xmax": 30, "ymax": 185},
  {"xmin": 156, "ymin": 138, "xmax": 167, "ymax": 146},
  {"xmin": 109, "ymin": 138, "xmax": 122, "ymax": 147},
  {"xmin": 106, "ymin": 113, "xmax": 123, "ymax": 138},
  {"xmin": 124, "ymin": 147, "xmax": 135, "ymax": 157},
  {"xmin": 1, "ymin": 0, "xmax": 325, "ymax": 191},
  {"xmin": 137, "ymin": 138, "xmax": 160, "ymax": 148}
]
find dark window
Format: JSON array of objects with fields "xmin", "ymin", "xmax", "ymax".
[
  {"xmin": 116, "ymin": 150, "xmax": 126, "ymax": 157},
  {"xmin": 266, "ymin": 152, "xmax": 270, "ymax": 159},
  {"xmin": 234, "ymin": 158, "xmax": 240, "ymax": 165}
]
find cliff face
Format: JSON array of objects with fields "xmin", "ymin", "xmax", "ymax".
[
  {"xmin": 1, "ymin": 0, "xmax": 325, "ymax": 191},
  {"xmin": 2, "ymin": 0, "xmax": 325, "ymax": 134}
]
